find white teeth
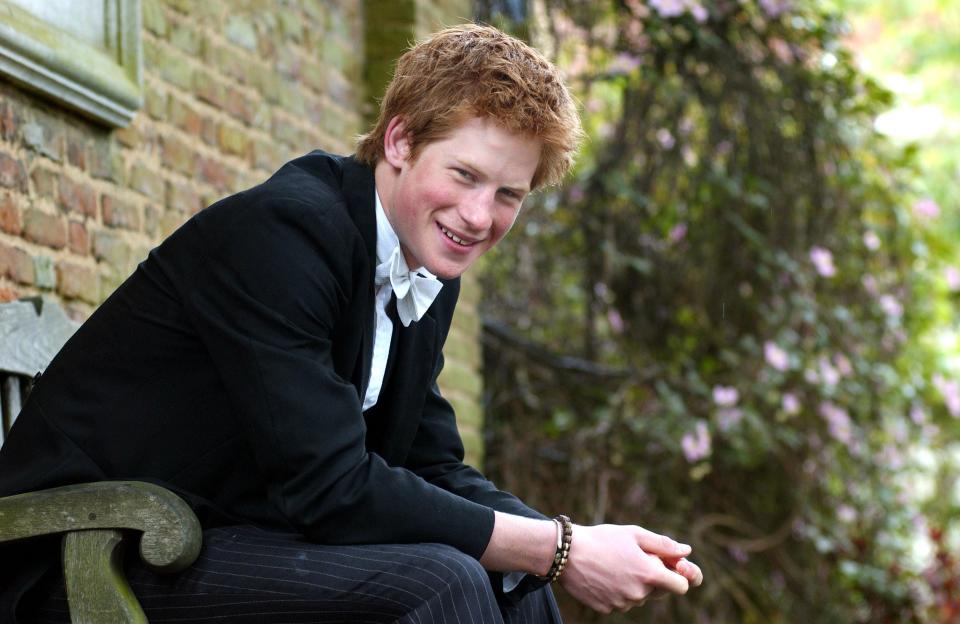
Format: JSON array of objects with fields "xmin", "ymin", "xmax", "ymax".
[{"xmin": 440, "ymin": 226, "xmax": 469, "ymax": 246}]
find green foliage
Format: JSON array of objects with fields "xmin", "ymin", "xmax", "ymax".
[{"xmin": 479, "ymin": 0, "xmax": 959, "ymax": 621}]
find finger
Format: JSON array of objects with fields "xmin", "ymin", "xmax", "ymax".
[
  {"xmin": 648, "ymin": 562, "xmax": 690, "ymax": 595},
  {"xmin": 676, "ymin": 559, "xmax": 704, "ymax": 587},
  {"xmin": 634, "ymin": 527, "xmax": 691, "ymax": 558}
]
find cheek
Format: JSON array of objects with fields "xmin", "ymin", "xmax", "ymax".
[{"xmin": 489, "ymin": 210, "xmax": 520, "ymax": 244}]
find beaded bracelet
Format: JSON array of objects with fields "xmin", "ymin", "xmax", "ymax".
[{"xmin": 541, "ymin": 514, "xmax": 573, "ymax": 583}]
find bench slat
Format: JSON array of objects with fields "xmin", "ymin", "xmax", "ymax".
[
  {"xmin": 0, "ymin": 300, "xmax": 79, "ymax": 378},
  {"xmin": 2, "ymin": 374, "xmax": 22, "ymax": 438}
]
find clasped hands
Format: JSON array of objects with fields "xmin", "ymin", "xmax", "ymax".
[{"xmin": 558, "ymin": 523, "xmax": 703, "ymax": 614}]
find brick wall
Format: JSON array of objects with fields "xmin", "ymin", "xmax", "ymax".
[{"xmin": 0, "ymin": 0, "xmax": 484, "ymax": 465}]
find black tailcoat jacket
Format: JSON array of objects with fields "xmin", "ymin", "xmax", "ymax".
[{"xmin": 0, "ymin": 152, "xmax": 542, "ymax": 620}]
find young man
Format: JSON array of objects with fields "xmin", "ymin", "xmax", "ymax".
[{"xmin": 0, "ymin": 25, "xmax": 701, "ymax": 622}]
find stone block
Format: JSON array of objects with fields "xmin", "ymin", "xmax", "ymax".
[
  {"xmin": 145, "ymin": 84, "xmax": 167, "ymax": 120},
  {"xmin": 0, "ymin": 193, "xmax": 20, "ymax": 234},
  {"xmin": 224, "ymin": 88, "xmax": 255, "ymax": 126},
  {"xmin": 102, "ymin": 195, "xmax": 142, "ymax": 231},
  {"xmin": 57, "ymin": 177, "xmax": 98, "ymax": 218},
  {"xmin": 0, "ymin": 241, "xmax": 34, "ymax": 285},
  {"xmin": 198, "ymin": 156, "xmax": 236, "ymax": 192},
  {"xmin": 92, "ymin": 230, "xmax": 132, "ymax": 271},
  {"xmin": 146, "ymin": 39, "xmax": 195, "ymax": 90},
  {"xmin": 161, "ymin": 133, "xmax": 197, "ymax": 175},
  {"xmin": 168, "ymin": 96, "xmax": 203, "ymax": 136},
  {"xmin": 65, "ymin": 131, "xmax": 87, "ymax": 170},
  {"xmin": 32, "ymin": 255, "xmax": 55, "ymax": 289},
  {"xmin": 194, "ymin": 71, "xmax": 226, "ymax": 108},
  {"xmin": 56, "ymin": 261, "xmax": 99, "ymax": 304},
  {"xmin": 143, "ymin": 204, "xmax": 160, "ymax": 237},
  {"xmin": 276, "ymin": 8, "xmax": 303, "ymax": 42},
  {"xmin": 0, "ymin": 152, "xmax": 26, "ymax": 191},
  {"xmin": 165, "ymin": 180, "xmax": 202, "ymax": 215},
  {"xmin": 23, "ymin": 209, "xmax": 67, "ymax": 249},
  {"xmin": 30, "ymin": 166, "xmax": 57, "ymax": 198},
  {"xmin": 0, "ymin": 97, "xmax": 21, "ymax": 141},
  {"xmin": 275, "ymin": 47, "xmax": 301, "ymax": 80},
  {"xmin": 89, "ymin": 141, "xmax": 124, "ymax": 183},
  {"xmin": 68, "ymin": 220, "xmax": 89, "ymax": 255},
  {"xmin": 302, "ymin": 60, "xmax": 326, "ymax": 94},
  {"xmin": 114, "ymin": 123, "xmax": 141, "ymax": 149},
  {"xmin": 272, "ymin": 114, "xmax": 301, "ymax": 148},
  {"xmin": 252, "ymin": 137, "xmax": 283, "ymax": 173},
  {"xmin": 22, "ymin": 119, "xmax": 62, "ymax": 162},
  {"xmin": 142, "ymin": 0, "xmax": 168, "ymax": 38},
  {"xmin": 159, "ymin": 211, "xmax": 186, "ymax": 238},
  {"xmin": 217, "ymin": 123, "xmax": 251, "ymax": 159},
  {"xmin": 225, "ymin": 15, "xmax": 258, "ymax": 52},
  {"xmin": 130, "ymin": 163, "xmax": 165, "ymax": 200},
  {"xmin": 170, "ymin": 22, "xmax": 203, "ymax": 56}
]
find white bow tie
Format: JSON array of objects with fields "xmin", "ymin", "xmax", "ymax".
[{"xmin": 375, "ymin": 246, "xmax": 443, "ymax": 327}]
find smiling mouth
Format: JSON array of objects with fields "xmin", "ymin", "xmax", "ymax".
[{"xmin": 440, "ymin": 224, "xmax": 475, "ymax": 246}]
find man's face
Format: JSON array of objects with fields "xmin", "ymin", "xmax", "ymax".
[{"xmin": 382, "ymin": 116, "xmax": 541, "ymax": 280}]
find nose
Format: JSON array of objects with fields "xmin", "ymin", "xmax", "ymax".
[{"xmin": 458, "ymin": 189, "xmax": 495, "ymax": 233}]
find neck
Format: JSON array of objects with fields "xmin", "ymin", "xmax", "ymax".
[{"xmin": 373, "ymin": 160, "xmax": 397, "ymax": 221}]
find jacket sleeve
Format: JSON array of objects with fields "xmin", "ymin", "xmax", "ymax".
[
  {"xmin": 171, "ymin": 186, "xmax": 496, "ymax": 559},
  {"xmin": 402, "ymin": 281, "xmax": 545, "ymax": 522}
]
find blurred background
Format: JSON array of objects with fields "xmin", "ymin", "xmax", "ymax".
[{"xmin": 475, "ymin": 0, "xmax": 960, "ymax": 621}]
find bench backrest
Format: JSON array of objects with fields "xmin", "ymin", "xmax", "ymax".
[{"xmin": 0, "ymin": 299, "xmax": 79, "ymax": 444}]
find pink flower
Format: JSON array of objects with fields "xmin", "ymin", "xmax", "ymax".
[
  {"xmin": 764, "ymin": 341, "xmax": 789, "ymax": 372},
  {"xmin": 862, "ymin": 274, "xmax": 879, "ymax": 296},
  {"xmin": 668, "ymin": 223, "xmax": 688, "ymax": 243},
  {"xmin": 569, "ymin": 184, "xmax": 585, "ymax": 202},
  {"xmin": 836, "ymin": 504, "xmax": 857, "ymax": 523},
  {"xmin": 945, "ymin": 266, "xmax": 960, "ymax": 292},
  {"xmin": 834, "ymin": 354, "xmax": 853, "ymax": 377},
  {"xmin": 819, "ymin": 356, "xmax": 840, "ymax": 387},
  {"xmin": 656, "ymin": 128, "xmax": 675, "ymax": 149},
  {"xmin": 879, "ymin": 444, "xmax": 905, "ymax": 470},
  {"xmin": 609, "ymin": 53, "xmax": 642, "ymax": 75},
  {"xmin": 607, "ymin": 309, "xmax": 624, "ymax": 333},
  {"xmin": 879, "ymin": 294, "xmax": 903, "ymax": 320},
  {"xmin": 933, "ymin": 375, "xmax": 960, "ymax": 418},
  {"xmin": 760, "ymin": 0, "xmax": 791, "ymax": 18},
  {"xmin": 690, "ymin": 3, "xmax": 708, "ymax": 22},
  {"xmin": 863, "ymin": 230, "xmax": 881, "ymax": 251},
  {"xmin": 716, "ymin": 407, "xmax": 743, "ymax": 431},
  {"xmin": 728, "ymin": 546, "xmax": 749, "ymax": 563},
  {"xmin": 713, "ymin": 385, "xmax": 739, "ymax": 407},
  {"xmin": 809, "ymin": 246, "xmax": 836, "ymax": 277},
  {"xmin": 681, "ymin": 421, "xmax": 711, "ymax": 462},
  {"xmin": 782, "ymin": 393, "xmax": 801, "ymax": 415},
  {"xmin": 910, "ymin": 404, "xmax": 927, "ymax": 425},
  {"xmin": 768, "ymin": 37, "xmax": 793, "ymax": 64},
  {"xmin": 649, "ymin": 0, "xmax": 685, "ymax": 18},
  {"xmin": 913, "ymin": 198, "xmax": 940, "ymax": 220},
  {"xmin": 819, "ymin": 402, "xmax": 853, "ymax": 445}
]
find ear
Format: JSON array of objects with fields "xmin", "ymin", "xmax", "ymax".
[{"xmin": 383, "ymin": 116, "xmax": 412, "ymax": 169}]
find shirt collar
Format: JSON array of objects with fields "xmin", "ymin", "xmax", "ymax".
[
  {"xmin": 374, "ymin": 189, "xmax": 437, "ymax": 280},
  {"xmin": 374, "ymin": 189, "xmax": 400, "ymax": 267}
]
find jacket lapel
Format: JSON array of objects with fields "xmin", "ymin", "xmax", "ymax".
[
  {"xmin": 376, "ymin": 312, "xmax": 436, "ymax": 466},
  {"xmin": 340, "ymin": 157, "xmax": 377, "ymax": 399}
]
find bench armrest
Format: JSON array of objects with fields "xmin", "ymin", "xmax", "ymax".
[{"xmin": 0, "ymin": 481, "xmax": 201, "ymax": 573}]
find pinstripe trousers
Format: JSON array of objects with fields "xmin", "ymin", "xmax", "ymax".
[{"xmin": 27, "ymin": 525, "xmax": 563, "ymax": 623}]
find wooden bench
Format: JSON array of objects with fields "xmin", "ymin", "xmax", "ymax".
[{"xmin": 0, "ymin": 298, "xmax": 202, "ymax": 623}]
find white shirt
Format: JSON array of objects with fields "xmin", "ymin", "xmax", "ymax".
[{"xmin": 362, "ymin": 191, "xmax": 402, "ymax": 412}]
